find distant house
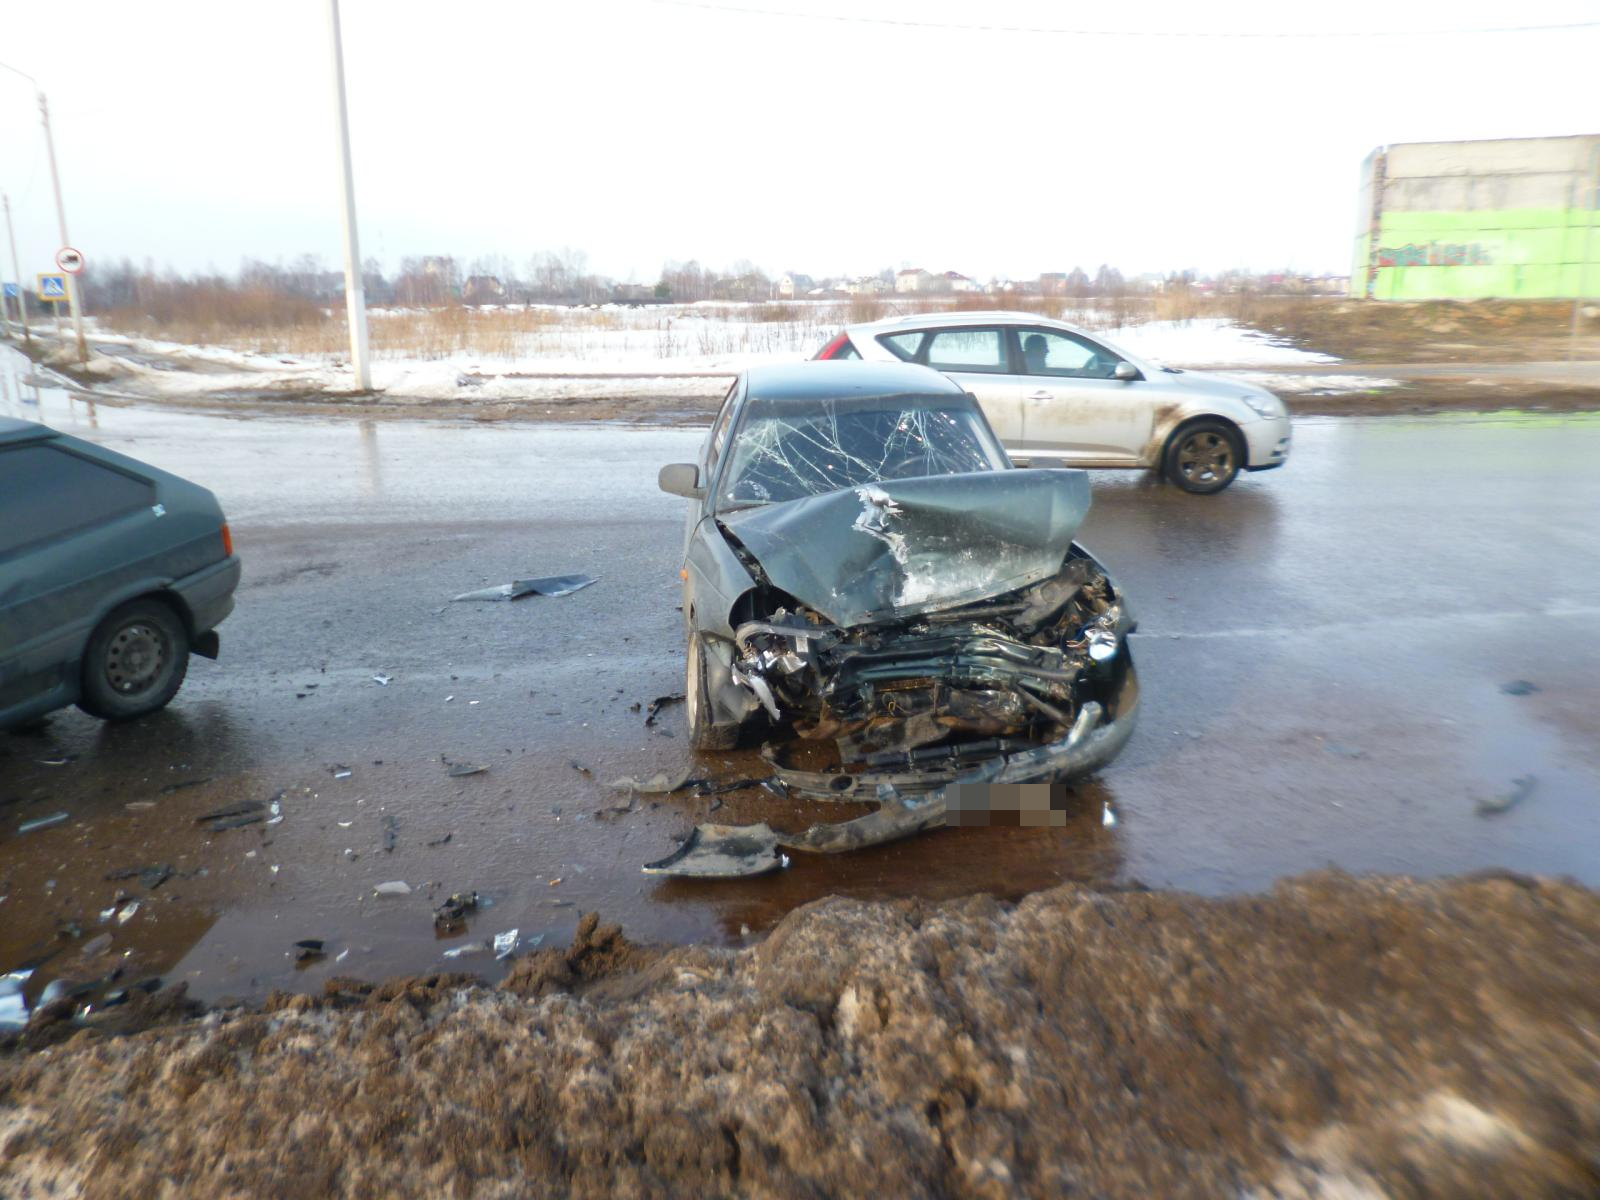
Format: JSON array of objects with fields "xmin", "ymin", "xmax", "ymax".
[
  {"xmin": 777, "ymin": 273, "xmax": 815, "ymax": 299},
  {"xmin": 842, "ymin": 276, "xmax": 887, "ymax": 295},
  {"xmin": 462, "ymin": 275, "xmax": 507, "ymax": 305},
  {"xmin": 943, "ymin": 271, "xmax": 980, "ymax": 293},
  {"xmin": 895, "ymin": 268, "xmax": 935, "ymax": 293}
]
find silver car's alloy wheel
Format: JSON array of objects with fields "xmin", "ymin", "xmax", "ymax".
[
  {"xmin": 1177, "ymin": 431, "xmax": 1233, "ymax": 486},
  {"xmin": 105, "ymin": 622, "xmax": 169, "ymax": 695}
]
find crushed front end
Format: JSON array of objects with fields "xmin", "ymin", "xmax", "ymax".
[{"xmin": 645, "ymin": 537, "xmax": 1138, "ymax": 878}]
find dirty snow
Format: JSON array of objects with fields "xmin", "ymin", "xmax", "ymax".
[{"xmin": 65, "ymin": 307, "xmax": 1368, "ymax": 408}]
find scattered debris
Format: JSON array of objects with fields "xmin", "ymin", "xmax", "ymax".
[
  {"xmin": 373, "ymin": 881, "xmax": 411, "ymax": 897},
  {"xmin": 1103, "ymin": 801, "xmax": 1118, "ymax": 828},
  {"xmin": 17, "ymin": 811, "xmax": 70, "ymax": 834},
  {"xmin": 442, "ymin": 941, "xmax": 488, "ymax": 959},
  {"xmin": 569, "ymin": 760, "xmax": 592, "ymax": 777},
  {"xmin": 433, "ymin": 891, "xmax": 479, "ymax": 932},
  {"xmin": 548, "ymin": 878, "xmax": 562, "ymax": 887},
  {"xmin": 372, "ymin": 673, "xmax": 393, "ymax": 686},
  {"xmin": 425, "ymin": 832, "xmax": 453, "ymax": 847},
  {"xmin": 124, "ymin": 801, "xmax": 157, "ymax": 813},
  {"xmin": 644, "ymin": 693, "xmax": 685, "ymax": 727},
  {"xmin": 382, "ymin": 814, "xmax": 399, "ymax": 853},
  {"xmin": 1477, "ymin": 774, "xmax": 1537, "ymax": 817},
  {"xmin": 79, "ymin": 933, "xmax": 112, "ymax": 958},
  {"xmin": 196, "ymin": 799, "xmax": 265, "ymax": 830},
  {"xmin": 293, "ymin": 940, "xmax": 325, "ymax": 963},
  {"xmin": 451, "ymin": 574, "xmax": 598, "ymax": 602},
  {"xmin": 1500, "ymin": 680, "xmax": 1540, "ymax": 696},
  {"xmin": 266, "ymin": 793, "xmax": 285, "ymax": 826},
  {"xmin": 492, "ymin": 928, "xmax": 520, "ymax": 959},
  {"xmin": 332, "ymin": 766, "xmax": 353, "ymax": 780},
  {"xmin": 115, "ymin": 902, "xmax": 141, "ymax": 925},
  {"xmin": 104, "ymin": 863, "xmax": 174, "ymax": 892},
  {"xmin": 35, "ymin": 757, "xmax": 72, "ymax": 767},
  {"xmin": 608, "ymin": 768, "xmax": 693, "ymax": 795},
  {"xmin": 445, "ymin": 762, "xmax": 488, "ymax": 778},
  {"xmin": 157, "ymin": 778, "xmax": 213, "ymax": 795}
]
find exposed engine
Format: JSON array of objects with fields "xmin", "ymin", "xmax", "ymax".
[{"xmin": 730, "ymin": 550, "xmax": 1127, "ymax": 780}]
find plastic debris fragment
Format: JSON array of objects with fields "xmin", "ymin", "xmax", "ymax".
[
  {"xmin": 492, "ymin": 928, "xmax": 519, "ymax": 959},
  {"xmin": 17, "ymin": 812, "xmax": 69, "ymax": 834},
  {"xmin": 452, "ymin": 575, "xmax": 598, "ymax": 602},
  {"xmin": 373, "ymin": 880, "xmax": 411, "ymax": 896}
]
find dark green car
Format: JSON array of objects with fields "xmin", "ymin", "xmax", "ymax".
[{"xmin": 0, "ymin": 417, "xmax": 240, "ymax": 731}]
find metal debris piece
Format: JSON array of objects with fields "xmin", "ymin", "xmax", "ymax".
[
  {"xmin": 116, "ymin": 902, "xmax": 140, "ymax": 925},
  {"xmin": 1477, "ymin": 774, "xmax": 1537, "ymax": 817},
  {"xmin": 442, "ymin": 941, "xmax": 488, "ymax": 959},
  {"xmin": 1500, "ymin": 680, "xmax": 1540, "ymax": 696},
  {"xmin": 643, "ymin": 823, "xmax": 788, "ymax": 878},
  {"xmin": 426, "ymin": 832, "xmax": 453, "ymax": 847},
  {"xmin": 17, "ymin": 812, "xmax": 70, "ymax": 834},
  {"xmin": 209, "ymin": 813, "xmax": 266, "ymax": 832},
  {"xmin": 373, "ymin": 880, "xmax": 411, "ymax": 896},
  {"xmin": 372, "ymin": 673, "xmax": 393, "ymax": 686},
  {"xmin": 452, "ymin": 574, "xmax": 598, "ymax": 602},
  {"xmin": 382, "ymin": 814, "xmax": 399, "ymax": 853},
  {"xmin": 446, "ymin": 763, "xmax": 488, "ymax": 778},
  {"xmin": 293, "ymin": 939, "xmax": 325, "ymax": 962},
  {"xmin": 332, "ymin": 766, "xmax": 353, "ymax": 779},
  {"xmin": 644, "ymin": 693, "xmax": 686, "ymax": 727},
  {"xmin": 266, "ymin": 794, "xmax": 285, "ymax": 826},
  {"xmin": 492, "ymin": 928, "xmax": 520, "ymax": 959},
  {"xmin": 433, "ymin": 891, "xmax": 479, "ymax": 931}
]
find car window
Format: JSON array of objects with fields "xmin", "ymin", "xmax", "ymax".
[
  {"xmin": 1016, "ymin": 327, "xmax": 1125, "ymax": 379},
  {"xmin": 705, "ymin": 381, "xmax": 739, "ymax": 475},
  {"xmin": 0, "ymin": 444, "xmax": 157, "ymax": 558},
  {"xmin": 831, "ymin": 340, "xmax": 860, "ymax": 359},
  {"xmin": 718, "ymin": 404, "xmax": 1004, "ymax": 509},
  {"xmin": 924, "ymin": 328, "xmax": 1008, "ymax": 374},
  {"xmin": 876, "ymin": 331, "xmax": 925, "ymax": 361}
]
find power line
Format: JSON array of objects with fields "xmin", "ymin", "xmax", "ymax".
[{"xmin": 643, "ymin": 0, "xmax": 1600, "ymax": 38}]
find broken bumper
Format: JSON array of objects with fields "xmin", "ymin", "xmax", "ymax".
[{"xmin": 642, "ymin": 660, "xmax": 1138, "ymax": 878}]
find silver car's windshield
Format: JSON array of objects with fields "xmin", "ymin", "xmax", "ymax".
[{"xmin": 717, "ymin": 403, "xmax": 1005, "ymax": 511}]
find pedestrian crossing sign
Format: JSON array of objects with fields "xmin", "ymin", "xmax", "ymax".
[{"xmin": 38, "ymin": 273, "xmax": 67, "ymax": 302}]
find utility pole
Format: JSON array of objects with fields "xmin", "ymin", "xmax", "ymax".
[
  {"xmin": 2, "ymin": 193, "xmax": 29, "ymax": 343},
  {"xmin": 327, "ymin": 0, "xmax": 372, "ymax": 390},
  {"xmin": 37, "ymin": 93, "xmax": 88, "ymax": 363}
]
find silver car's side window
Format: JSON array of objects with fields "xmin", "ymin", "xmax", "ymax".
[
  {"xmin": 924, "ymin": 328, "xmax": 1008, "ymax": 373},
  {"xmin": 1018, "ymin": 328, "xmax": 1124, "ymax": 379},
  {"xmin": 876, "ymin": 331, "xmax": 926, "ymax": 361}
]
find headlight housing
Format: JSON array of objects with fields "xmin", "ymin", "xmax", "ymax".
[{"xmin": 1240, "ymin": 393, "xmax": 1283, "ymax": 419}]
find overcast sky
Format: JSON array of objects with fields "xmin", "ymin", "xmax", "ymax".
[{"xmin": 2, "ymin": 0, "xmax": 1596, "ymax": 285}]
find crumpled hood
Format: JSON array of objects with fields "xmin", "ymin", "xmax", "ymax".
[{"xmin": 717, "ymin": 469, "xmax": 1091, "ymax": 628}]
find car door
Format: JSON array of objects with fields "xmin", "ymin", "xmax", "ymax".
[
  {"xmin": 911, "ymin": 326, "xmax": 1027, "ymax": 444},
  {"xmin": 1010, "ymin": 326, "xmax": 1153, "ymax": 465},
  {"xmin": 0, "ymin": 440, "xmax": 159, "ymax": 721}
]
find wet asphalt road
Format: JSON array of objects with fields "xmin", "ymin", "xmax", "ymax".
[{"xmin": 3, "ymin": 352, "xmax": 1600, "ymax": 1003}]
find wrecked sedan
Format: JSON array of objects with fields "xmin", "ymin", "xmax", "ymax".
[{"xmin": 648, "ymin": 361, "xmax": 1137, "ymax": 877}]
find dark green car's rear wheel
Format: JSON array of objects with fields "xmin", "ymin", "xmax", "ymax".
[{"xmin": 77, "ymin": 598, "xmax": 190, "ymax": 720}]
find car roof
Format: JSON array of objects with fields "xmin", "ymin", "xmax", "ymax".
[
  {"xmin": 742, "ymin": 361, "xmax": 966, "ymax": 408},
  {"xmin": 0, "ymin": 417, "xmax": 56, "ymax": 446},
  {"xmin": 851, "ymin": 310, "xmax": 1086, "ymax": 332}
]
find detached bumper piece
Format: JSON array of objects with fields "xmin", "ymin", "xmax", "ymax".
[{"xmin": 643, "ymin": 665, "xmax": 1138, "ymax": 879}]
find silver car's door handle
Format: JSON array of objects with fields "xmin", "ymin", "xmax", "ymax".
[{"xmin": 1027, "ymin": 390, "xmax": 1052, "ymax": 400}]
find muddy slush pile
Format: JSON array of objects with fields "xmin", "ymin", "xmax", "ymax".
[{"xmin": 3, "ymin": 871, "xmax": 1598, "ymax": 1198}]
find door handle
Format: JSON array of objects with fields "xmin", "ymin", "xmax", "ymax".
[{"xmin": 1027, "ymin": 390, "xmax": 1052, "ymax": 400}]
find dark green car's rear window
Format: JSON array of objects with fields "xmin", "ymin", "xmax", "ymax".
[{"xmin": 0, "ymin": 444, "xmax": 156, "ymax": 557}]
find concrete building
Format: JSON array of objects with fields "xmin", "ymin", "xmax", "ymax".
[{"xmin": 1352, "ymin": 134, "xmax": 1600, "ymax": 300}]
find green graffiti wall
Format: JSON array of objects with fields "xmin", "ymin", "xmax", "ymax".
[{"xmin": 1358, "ymin": 208, "xmax": 1599, "ymax": 300}]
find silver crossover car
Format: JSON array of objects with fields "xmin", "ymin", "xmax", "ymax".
[
  {"xmin": 650, "ymin": 361, "xmax": 1137, "ymax": 878},
  {"xmin": 816, "ymin": 311, "xmax": 1291, "ymax": 493}
]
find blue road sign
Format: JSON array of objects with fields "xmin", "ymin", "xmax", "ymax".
[
  {"xmin": 2, "ymin": 282, "xmax": 18, "ymax": 298},
  {"xmin": 37, "ymin": 273, "xmax": 66, "ymax": 301}
]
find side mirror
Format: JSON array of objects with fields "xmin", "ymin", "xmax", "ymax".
[
  {"xmin": 659, "ymin": 463, "xmax": 704, "ymax": 499},
  {"xmin": 1113, "ymin": 361, "xmax": 1139, "ymax": 382}
]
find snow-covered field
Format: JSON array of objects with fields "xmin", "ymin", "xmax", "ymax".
[{"xmin": 64, "ymin": 306, "xmax": 1380, "ymax": 406}]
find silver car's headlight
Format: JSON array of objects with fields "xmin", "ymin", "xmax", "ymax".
[{"xmin": 1241, "ymin": 393, "xmax": 1283, "ymax": 419}]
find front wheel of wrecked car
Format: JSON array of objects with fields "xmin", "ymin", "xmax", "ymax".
[
  {"xmin": 1164, "ymin": 420, "xmax": 1241, "ymax": 494},
  {"xmin": 77, "ymin": 598, "xmax": 191, "ymax": 720},
  {"xmin": 687, "ymin": 631, "xmax": 739, "ymax": 751}
]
